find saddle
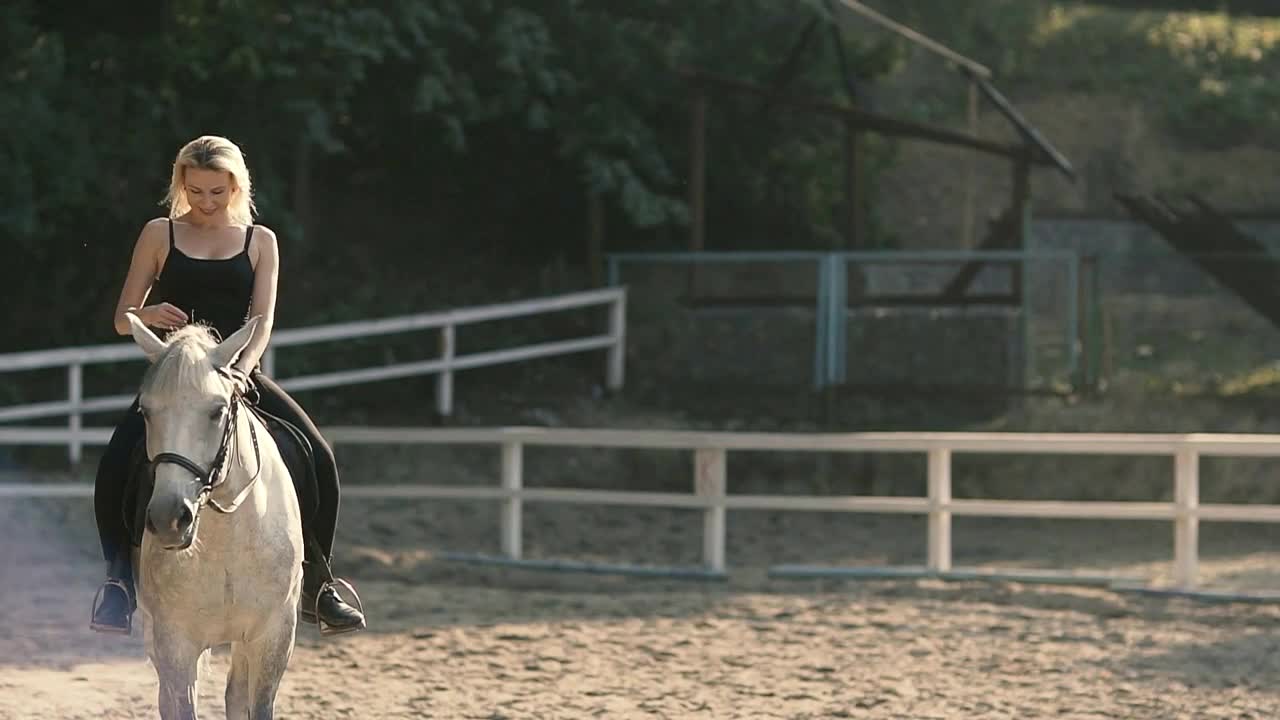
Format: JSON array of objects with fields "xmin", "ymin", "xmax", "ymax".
[{"xmin": 123, "ymin": 404, "xmax": 320, "ymax": 547}]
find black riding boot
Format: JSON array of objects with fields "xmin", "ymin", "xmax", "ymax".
[
  {"xmin": 299, "ymin": 547, "xmax": 366, "ymax": 636},
  {"xmin": 90, "ymin": 552, "xmax": 135, "ymax": 634}
]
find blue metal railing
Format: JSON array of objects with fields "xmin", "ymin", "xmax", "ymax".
[{"xmin": 608, "ymin": 250, "xmax": 1083, "ymax": 389}]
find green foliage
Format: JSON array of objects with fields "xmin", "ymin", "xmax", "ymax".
[
  {"xmin": 1145, "ymin": 12, "xmax": 1280, "ymax": 147},
  {"xmin": 876, "ymin": 1, "xmax": 1280, "ymax": 150},
  {"xmin": 8, "ymin": 0, "xmax": 1279, "ymax": 349},
  {"xmin": 2, "ymin": 0, "xmax": 899, "ymax": 353}
]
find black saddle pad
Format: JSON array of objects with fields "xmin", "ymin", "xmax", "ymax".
[{"xmin": 124, "ymin": 405, "xmax": 319, "ymax": 547}]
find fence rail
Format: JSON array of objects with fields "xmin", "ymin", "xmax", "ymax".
[
  {"xmin": 5, "ymin": 427, "xmax": 1280, "ymax": 590},
  {"xmin": 0, "ymin": 288, "xmax": 627, "ymax": 462},
  {"xmin": 606, "ymin": 249, "xmax": 1088, "ymax": 390}
]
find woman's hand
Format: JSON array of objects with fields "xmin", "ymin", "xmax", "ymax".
[{"xmin": 136, "ymin": 303, "xmax": 188, "ymax": 331}]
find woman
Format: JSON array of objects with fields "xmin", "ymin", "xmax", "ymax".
[{"xmin": 90, "ymin": 135, "xmax": 366, "ymax": 636}]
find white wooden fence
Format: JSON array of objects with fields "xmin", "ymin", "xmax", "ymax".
[
  {"xmin": 0, "ymin": 288, "xmax": 627, "ymax": 462},
  {"xmin": 5, "ymin": 426, "xmax": 1280, "ymax": 590}
]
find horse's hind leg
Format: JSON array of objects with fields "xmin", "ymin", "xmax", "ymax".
[{"xmin": 243, "ymin": 615, "xmax": 299, "ymax": 720}]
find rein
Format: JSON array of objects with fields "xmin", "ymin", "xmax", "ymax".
[{"xmin": 149, "ymin": 378, "xmax": 263, "ymax": 515}]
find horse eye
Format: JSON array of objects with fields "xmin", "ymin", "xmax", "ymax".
[{"xmin": 209, "ymin": 407, "xmax": 226, "ymax": 421}]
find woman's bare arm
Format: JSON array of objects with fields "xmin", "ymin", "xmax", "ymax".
[
  {"xmin": 234, "ymin": 226, "xmax": 279, "ymax": 374},
  {"xmin": 112, "ymin": 219, "xmax": 184, "ymax": 335}
]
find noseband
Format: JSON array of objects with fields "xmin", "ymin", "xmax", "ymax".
[{"xmin": 148, "ymin": 382, "xmax": 262, "ymax": 515}]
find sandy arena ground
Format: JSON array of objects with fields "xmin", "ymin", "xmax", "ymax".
[{"xmin": 4, "ymin": 487, "xmax": 1280, "ymax": 719}]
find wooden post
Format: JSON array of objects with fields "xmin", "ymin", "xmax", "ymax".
[
  {"xmin": 963, "ymin": 78, "xmax": 979, "ymax": 248},
  {"xmin": 1101, "ymin": 297, "xmax": 1114, "ymax": 390},
  {"xmin": 606, "ymin": 293, "xmax": 626, "ymax": 391},
  {"xmin": 1074, "ymin": 254, "xmax": 1102, "ymax": 392},
  {"xmin": 501, "ymin": 442, "xmax": 523, "ymax": 559},
  {"xmin": 1086, "ymin": 255, "xmax": 1104, "ymax": 392},
  {"xmin": 1174, "ymin": 448, "xmax": 1199, "ymax": 589},
  {"xmin": 843, "ymin": 119, "xmax": 861, "ymax": 250},
  {"xmin": 1010, "ymin": 150, "xmax": 1033, "ymax": 387},
  {"xmin": 688, "ymin": 87, "xmax": 707, "ymax": 252},
  {"xmin": 927, "ymin": 448, "xmax": 952, "ymax": 572},
  {"xmin": 1011, "ymin": 150, "xmax": 1032, "ymax": 250},
  {"xmin": 688, "ymin": 87, "xmax": 708, "ymax": 298},
  {"xmin": 695, "ymin": 448, "xmax": 727, "ymax": 572},
  {"xmin": 436, "ymin": 325, "xmax": 455, "ymax": 417},
  {"xmin": 1075, "ymin": 253, "xmax": 1088, "ymax": 391},
  {"xmin": 67, "ymin": 363, "xmax": 82, "ymax": 465},
  {"xmin": 1007, "ymin": 148, "xmax": 1033, "ymax": 314}
]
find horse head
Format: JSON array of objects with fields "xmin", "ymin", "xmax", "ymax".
[{"xmin": 126, "ymin": 313, "xmax": 259, "ymax": 550}]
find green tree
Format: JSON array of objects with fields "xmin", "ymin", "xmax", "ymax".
[{"xmin": 2, "ymin": 0, "xmax": 896, "ymax": 352}]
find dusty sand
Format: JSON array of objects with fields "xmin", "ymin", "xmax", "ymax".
[{"xmin": 4, "ymin": 490, "xmax": 1280, "ymax": 719}]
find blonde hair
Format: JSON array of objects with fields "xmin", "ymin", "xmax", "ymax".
[{"xmin": 164, "ymin": 135, "xmax": 256, "ymax": 224}]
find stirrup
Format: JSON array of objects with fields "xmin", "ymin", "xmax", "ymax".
[
  {"xmin": 89, "ymin": 579, "xmax": 134, "ymax": 635},
  {"xmin": 307, "ymin": 578, "xmax": 366, "ymax": 637}
]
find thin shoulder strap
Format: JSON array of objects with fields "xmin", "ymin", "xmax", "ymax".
[
  {"xmin": 243, "ymin": 225, "xmax": 255, "ymax": 252},
  {"xmin": 168, "ymin": 218, "xmax": 176, "ymax": 247}
]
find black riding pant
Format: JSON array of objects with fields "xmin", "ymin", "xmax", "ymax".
[{"xmin": 93, "ymin": 370, "xmax": 340, "ymax": 569}]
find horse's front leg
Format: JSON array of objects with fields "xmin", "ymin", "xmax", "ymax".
[
  {"xmin": 241, "ymin": 610, "xmax": 299, "ymax": 720},
  {"xmin": 225, "ymin": 641, "xmax": 251, "ymax": 719},
  {"xmin": 151, "ymin": 628, "xmax": 205, "ymax": 720}
]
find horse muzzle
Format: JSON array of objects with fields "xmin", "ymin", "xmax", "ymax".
[{"xmin": 145, "ymin": 495, "xmax": 198, "ymax": 550}]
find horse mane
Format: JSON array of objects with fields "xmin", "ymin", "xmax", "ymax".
[{"xmin": 141, "ymin": 323, "xmax": 224, "ymax": 398}]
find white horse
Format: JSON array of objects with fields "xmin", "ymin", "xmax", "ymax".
[{"xmin": 127, "ymin": 313, "xmax": 303, "ymax": 720}]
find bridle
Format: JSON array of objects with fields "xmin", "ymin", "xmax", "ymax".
[{"xmin": 148, "ymin": 375, "xmax": 262, "ymax": 516}]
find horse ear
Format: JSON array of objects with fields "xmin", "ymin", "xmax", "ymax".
[
  {"xmin": 127, "ymin": 312, "xmax": 168, "ymax": 361},
  {"xmin": 207, "ymin": 316, "xmax": 261, "ymax": 370}
]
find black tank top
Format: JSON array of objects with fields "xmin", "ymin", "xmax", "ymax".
[{"xmin": 149, "ymin": 219, "xmax": 256, "ymax": 340}]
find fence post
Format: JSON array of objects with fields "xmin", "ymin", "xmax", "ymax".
[
  {"xmin": 813, "ymin": 257, "xmax": 830, "ymax": 390},
  {"xmin": 1066, "ymin": 251, "xmax": 1081, "ymax": 386},
  {"xmin": 824, "ymin": 253, "xmax": 844, "ymax": 384},
  {"xmin": 1174, "ymin": 447, "xmax": 1199, "ymax": 588},
  {"xmin": 1082, "ymin": 254, "xmax": 1103, "ymax": 392},
  {"xmin": 695, "ymin": 447, "xmax": 727, "ymax": 572},
  {"xmin": 436, "ymin": 325, "xmax": 455, "ymax": 417},
  {"xmin": 1017, "ymin": 249, "xmax": 1033, "ymax": 389},
  {"xmin": 927, "ymin": 447, "xmax": 952, "ymax": 572},
  {"xmin": 606, "ymin": 292, "xmax": 627, "ymax": 391},
  {"xmin": 606, "ymin": 256, "xmax": 621, "ymax": 287},
  {"xmin": 501, "ymin": 441, "xmax": 523, "ymax": 559},
  {"xmin": 262, "ymin": 348, "xmax": 276, "ymax": 378},
  {"xmin": 68, "ymin": 363, "xmax": 83, "ymax": 464},
  {"xmin": 825, "ymin": 256, "xmax": 843, "ymax": 387}
]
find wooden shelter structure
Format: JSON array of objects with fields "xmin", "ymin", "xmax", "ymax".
[{"xmin": 681, "ymin": 0, "xmax": 1076, "ymax": 304}]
